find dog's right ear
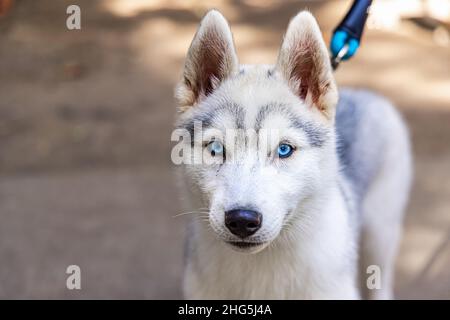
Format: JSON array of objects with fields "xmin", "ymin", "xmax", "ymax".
[
  {"xmin": 175, "ymin": 10, "xmax": 239, "ymax": 111},
  {"xmin": 276, "ymin": 11, "xmax": 337, "ymax": 119}
]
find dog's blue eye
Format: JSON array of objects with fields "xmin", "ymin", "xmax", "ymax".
[
  {"xmin": 207, "ymin": 141, "xmax": 224, "ymax": 157},
  {"xmin": 278, "ymin": 143, "xmax": 294, "ymax": 158}
]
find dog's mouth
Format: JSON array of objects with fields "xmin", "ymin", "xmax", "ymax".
[{"xmin": 225, "ymin": 241, "xmax": 268, "ymax": 253}]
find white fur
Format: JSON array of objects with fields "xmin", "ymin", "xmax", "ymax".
[
  {"xmin": 175, "ymin": 10, "xmax": 411, "ymax": 300},
  {"xmin": 358, "ymin": 97, "xmax": 412, "ymax": 299}
]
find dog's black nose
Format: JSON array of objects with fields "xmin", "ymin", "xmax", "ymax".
[{"xmin": 225, "ymin": 209, "xmax": 262, "ymax": 238}]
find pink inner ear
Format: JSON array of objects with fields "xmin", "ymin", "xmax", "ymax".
[
  {"xmin": 289, "ymin": 39, "xmax": 321, "ymax": 105},
  {"xmin": 195, "ymin": 28, "xmax": 228, "ymax": 98}
]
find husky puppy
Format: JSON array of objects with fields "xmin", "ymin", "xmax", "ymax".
[{"xmin": 174, "ymin": 10, "xmax": 412, "ymax": 299}]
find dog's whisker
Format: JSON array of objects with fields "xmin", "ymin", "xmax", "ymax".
[{"xmin": 173, "ymin": 210, "xmax": 209, "ymax": 218}]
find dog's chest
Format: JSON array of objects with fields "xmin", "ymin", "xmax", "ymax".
[{"xmin": 185, "ymin": 238, "xmax": 346, "ymax": 299}]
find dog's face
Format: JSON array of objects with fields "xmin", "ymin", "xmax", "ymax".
[{"xmin": 175, "ymin": 10, "xmax": 337, "ymax": 253}]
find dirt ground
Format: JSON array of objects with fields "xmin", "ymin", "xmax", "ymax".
[{"xmin": 0, "ymin": 0, "xmax": 448, "ymax": 299}]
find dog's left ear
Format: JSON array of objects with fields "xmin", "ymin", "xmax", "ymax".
[
  {"xmin": 176, "ymin": 10, "xmax": 239, "ymax": 111},
  {"xmin": 276, "ymin": 11, "xmax": 338, "ymax": 119}
]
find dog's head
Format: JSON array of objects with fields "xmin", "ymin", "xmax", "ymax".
[{"xmin": 175, "ymin": 10, "xmax": 338, "ymax": 253}]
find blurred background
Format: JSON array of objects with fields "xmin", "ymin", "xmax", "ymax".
[{"xmin": 0, "ymin": 0, "xmax": 449, "ymax": 299}]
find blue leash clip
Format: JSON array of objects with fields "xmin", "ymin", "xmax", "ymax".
[{"xmin": 330, "ymin": 0, "xmax": 372, "ymax": 70}]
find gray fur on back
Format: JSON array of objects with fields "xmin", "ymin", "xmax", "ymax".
[{"xmin": 336, "ymin": 88, "xmax": 396, "ymax": 208}]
